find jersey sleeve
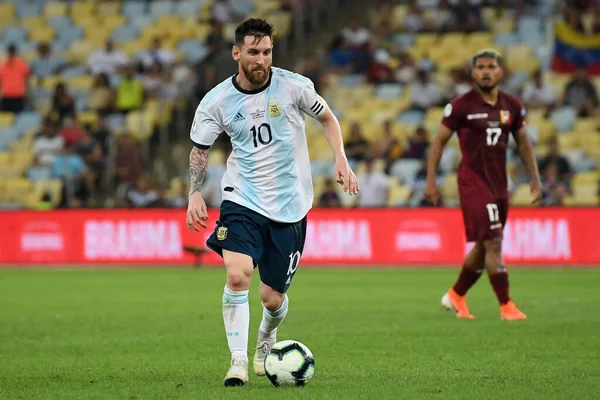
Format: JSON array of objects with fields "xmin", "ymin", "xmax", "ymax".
[
  {"xmin": 296, "ymin": 78, "xmax": 329, "ymax": 119},
  {"xmin": 511, "ymin": 100, "xmax": 527, "ymax": 133},
  {"xmin": 189, "ymin": 102, "xmax": 223, "ymax": 150},
  {"xmin": 440, "ymin": 99, "xmax": 463, "ymax": 132}
]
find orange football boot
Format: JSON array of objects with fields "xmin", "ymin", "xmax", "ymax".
[
  {"xmin": 441, "ymin": 288, "xmax": 475, "ymax": 319},
  {"xmin": 500, "ymin": 301, "xmax": 527, "ymax": 320}
]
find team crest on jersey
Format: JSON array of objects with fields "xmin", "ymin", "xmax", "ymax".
[
  {"xmin": 500, "ymin": 110, "xmax": 511, "ymax": 125},
  {"xmin": 216, "ymin": 226, "xmax": 228, "ymax": 241},
  {"xmin": 268, "ymin": 97, "xmax": 281, "ymax": 117}
]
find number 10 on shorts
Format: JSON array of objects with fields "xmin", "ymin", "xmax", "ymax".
[{"xmin": 286, "ymin": 251, "xmax": 301, "ymax": 284}]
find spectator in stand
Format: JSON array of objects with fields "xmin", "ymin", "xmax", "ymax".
[
  {"xmin": 90, "ymin": 115, "xmax": 110, "ymax": 156},
  {"xmin": 375, "ymin": 120, "xmax": 403, "ymax": 173},
  {"xmin": 538, "ymin": 138, "xmax": 573, "ymax": 183},
  {"xmin": 50, "ymin": 83, "xmax": 76, "ymax": 125},
  {"xmin": 522, "ymin": 69, "xmax": 556, "ymax": 114},
  {"xmin": 33, "ymin": 117, "xmax": 64, "ymax": 166},
  {"xmin": 52, "ymin": 143, "xmax": 92, "ymax": 208},
  {"xmin": 404, "ymin": 126, "xmax": 430, "ymax": 160},
  {"xmin": 405, "ymin": 69, "xmax": 442, "ymax": 112},
  {"xmin": 562, "ymin": 67, "xmax": 599, "ymax": 117},
  {"xmin": 212, "ymin": 0, "xmax": 243, "ymax": 24},
  {"xmin": 27, "ymin": 157, "xmax": 53, "ymax": 182},
  {"xmin": 59, "ymin": 114, "xmax": 84, "ymax": 147},
  {"xmin": 116, "ymin": 64, "xmax": 145, "ymax": 114},
  {"xmin": 394, "ymin": 52, "xmax": 416, "ymax": 85},
  {"xmin": 341, "ymin": 20, "xmax": 371, "ymax": 48},
  {"xmin": 126, "ymin": 175, "xmax": 157, "ymax": 208},
  {"xmin": 142, "ymin": 62, "xmax": 164, "ymax": 96},
  {"xmin": 88, "ymin": 73, "xmax": 115, "ymax": 116},
  {"xmin": 427, "ymin": 0, "xmax": 455, "ymax": 33},
  {"xmin": 30, "ymin": 42, "xmax": 65, "ymax": 82},
  {"xmin": 500, "ymin": 66, "xmax": 524, "ymax": 98},
  {"xmin": 541, "ymin": 163, "xmax": 570, "ymax": 206},
  {"xmin": 444, "ymin": 67, "xmax": 472, "ymax": 101},
  {"xmin": 86, "ymin": 39, "xmax": 128, "ymax": 76},
  {"xmin": 453, "ymin": 0, "xmax": 484, "ymax": 32},
  {"xmin": 357, "ymin": 158, "xmax": 390, "ymax": 208},
  {"xmin": 148, "ymin": 185, "xmax": 172, "ymax": 208},
  {"xmin": 368, "ymin": 49, "xmax": 394, "ymax": 84},
  {"xmin": 171, "ymin": 182, "xmax": 189, "ymax": 208},
  {"xmin": 76, "ymin": 129, "xmax": 105, "ymax": 191},
  {"xmin": 345, "ymin": 122, "xmax": 370, "ymax": 164},
  {"xmin": 115, "ymin": 133, "xmax": 145, "ymax": 185},
  {"xmin": 328, "ymin": 36, "xmax": 354, "ymax": 74},
  {"xmin": 137, "ymin": 37, "xmax": 176, "ymax": 72},
  {"xmin": 403, "ymin": 0, "xmax": 426, "ymax": 33},
  {"xmin": 318, "ymin": 178, "xmax": 342, "ymax": 208},
  {"xmin": 0, "ymin": 44, "xmax": 30, "ymax": 113}
]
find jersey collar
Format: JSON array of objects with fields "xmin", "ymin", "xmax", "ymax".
[{"xmin": 232, "ymin": 68, "xmax": 272, "ymax": 95}]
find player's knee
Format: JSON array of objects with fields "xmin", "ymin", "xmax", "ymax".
[
  {"xmin": 484, "ymin": 237, "xmax": 502, "ymax": 255},
  {"xmin": 259, "ymin": 284, "xmax": 285, "ymax": 311},
  {"xmin": 226, "ymin": 267, "xmax": 252, "ymax": 291}
]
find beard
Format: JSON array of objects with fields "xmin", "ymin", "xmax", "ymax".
[
  {"xmin": 241, "ymin": 62, "xmax": 270, "ymax": 86},
  {"xmin": 477, "ymin": 82, "xmax": 497, "ymax": 93}
]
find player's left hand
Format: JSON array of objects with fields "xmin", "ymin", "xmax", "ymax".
[
  {"xmin": 334, "ymin": 156, "xmax": 359, "ymax": 195},
  {"xmin": 530, "ymin": 179, "xmax": 542, "ymax": 205}
]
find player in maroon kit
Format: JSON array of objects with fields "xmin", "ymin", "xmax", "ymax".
[{"xmin": 425, "ymin": 49, "xmax": 542, "ymax": 320}]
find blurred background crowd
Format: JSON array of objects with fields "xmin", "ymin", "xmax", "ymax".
[{"xmin": 0, "ymin": 0, "xmax": 598, "ymax": 211}]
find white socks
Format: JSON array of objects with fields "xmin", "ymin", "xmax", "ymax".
[
  {"xmin": 259, "ymin": 294, "xmax": 289, "ymax": 336},
  {"xmin": 222, "ymin": 285, "xmax": 250, "ymax": 361}
]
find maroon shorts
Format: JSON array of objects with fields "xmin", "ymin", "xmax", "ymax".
[{"xmin": 459, "ymin": 195, "xmax": 509, "ymax": 243}]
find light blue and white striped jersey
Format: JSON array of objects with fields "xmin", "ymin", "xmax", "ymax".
[{"xmin": 190, "ymin": 67, "xmax": 329, "ymax": 223}]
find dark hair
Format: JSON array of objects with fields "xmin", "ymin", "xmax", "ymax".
[
  {"xmin": 234, "ymin": 18, "xmax": 274, "ymax": 46},
  {"xmin": 471, "ymin": 48, "xmax": 503, "ymax": 67}
]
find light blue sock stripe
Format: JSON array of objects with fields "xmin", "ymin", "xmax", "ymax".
[
  {"xmin": 223, "ymin": 287, "xmax": 249, "ymax": 305},
  {"xmin": 266, "ymin": 294, "xmax": 288, "ymax": 318}
]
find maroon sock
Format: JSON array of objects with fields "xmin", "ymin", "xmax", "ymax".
[
  {"xmin": 452, "ymin": 266, "xmax": 483, "ymax": 296},
  {"xmin": 489, "ymin": 271, "xmax": 510, "ymax": 305}
]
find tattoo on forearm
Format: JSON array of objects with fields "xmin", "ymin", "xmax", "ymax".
[{"xmin": 189, "ymin": 148, "xmax": 208, "ymax": 196}]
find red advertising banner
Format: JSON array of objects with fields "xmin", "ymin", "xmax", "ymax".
[{"xmin": 0, "ymin": 208, "xmax": 598, "ymax": 266}]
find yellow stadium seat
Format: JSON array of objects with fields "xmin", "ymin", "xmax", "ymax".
[
  {"xmin": 574, "ymin": 132, "xmax": 600, "ymax": 148},
  {"xmin": 387, "ymin": 182, "xmax": 412, "ymax": 206},
  {"xmin": 44, "ymin": 2, "xmax": 68, "ymax": 18},
  {"xmin": 441, "ymin": 173, "xmax": 459, "ymax": 203},
  {"xmin": 68, "ymin": 40, "xmax": 95, "ymax": 63},
  {"xmin": 71, "ymin": 2, "xmax": 95, "ymax": 18},
  {"xmin": 563, "ymin": 195, "xmax": 598, "ymax": 206},
  {"xmin": 126, "ymin": 111, "xmax": 155, "ymax": 142},
  {"xmin": 20, "ymin": 16, "xmax": 46, "ymax": 32},
  {"xmin": 0, "ymin": 152, "xmax": 10, "ymax": 165},
  {"xmin": 77, "ymin": 111, "xmax": 99, "ymax": 126},
  {"xmin": 10, "ymin": 137, "xmax": 33, "ymax": 152},
  {"xmin": 535, "ymin": 119, "xmax": 556, "ymax": 144},
  {"xmin": 573, "ymin": 171, "xmax": 599, "ymax": 185},
  {"xmin": 468, "ymin": 32, "xmax": 493, "ymax": 47},
  {"xmin": 392, "ymin": 5, "xmax": 407, "ymax": 29},
  {"xmin": 102, "ymin": 15, "xmax": 126, "ymax": 32},
  {"xmin": 97, "ymin": 2, "xmax": 121, "ymax": 16},
  {"xmin": 30, "ymin": 179, "xmax": 62, "ymax": 207},
  {"xmin": 12, "ymin": 152, "xmax": 34, "ymax": 169},
  {"xmin": 207, "ymin": 149, "xmax": 225, "ymax": 165},
  {"xmin": 415, "ymin": 33, "xmax": 438, "ymax": 50},
  {"xmin": 0, "ymin": 3, "xmax": 16, "ymax": 23},
  {"xmin": 29, "ymin": 26, "xmax": 55, "ymax": 42},
  {"xmin": 0, "ymin": 113, "xmax": 15, "ymax": 127},
  {"xmin": 491, "ymin": 18, "xmax": 514, "ymax": 33},
  {"xmin": 557, "ymin": 134, "xmax": 576, "ymax": 149},
  {"xmin": 5, "ymin": 178, "xmax": 32, "ymax": 204},
  {"xmin": 510, "ymin": 184, "xmax": 535, "ymax": 206},
  {"xmin": 69, "ymin": 76, "xmax": 94, "ymax": 91},
  {"xmin": 573, "ymin": 118, "xmax": 598, "ymax": 133}
]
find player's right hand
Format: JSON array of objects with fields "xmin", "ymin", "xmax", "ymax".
[
  {"xmin": 424, "ymin": 182, "xmax": 439, "ymax": 205},
  {"xmin": 187, "ymin": 192, "xmax": 209, "ymax": 231}
]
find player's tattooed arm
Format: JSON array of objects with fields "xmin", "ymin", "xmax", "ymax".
[{"xmin": 188, "ymin": 147, "xmax": 209, "ymax": 196}]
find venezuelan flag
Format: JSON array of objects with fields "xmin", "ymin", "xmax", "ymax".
[{"xmin": 552, "ymin": 21, "xmax": 600, "ymax": 75}]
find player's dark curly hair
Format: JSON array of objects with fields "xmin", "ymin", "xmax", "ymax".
[
  {"xmin": 235, "ymin": 18, "xmax": 274, "ymax": 46},
  {"xmin": 471, "ymin": 48, "xmax": 503, "ymax": 67}
]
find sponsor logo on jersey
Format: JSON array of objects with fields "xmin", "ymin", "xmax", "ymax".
[
  {"xmin": 250, "ymin": 109, "xmax": 265, "ymax": 119},
  {"xmin": 444, "ymin": 103, "xmax": 452, "ymax": 117},
  {"xmin": 500, "ymin": 110, "xmax": 511, "ymax": 124},
  {"xmin": 233, "ymin": 112, "xmax": 246, "ymax": 122},
  {"xmin": 467, "ymin": 113, "xmax": 489, "ymax": 120},
  {"xmin": 217, "ymin": 226, "xmax": 228, "ymax": 241},
  {"xmin": 268, "ymin": 97, "xmax": 281, "ymax": 117}
]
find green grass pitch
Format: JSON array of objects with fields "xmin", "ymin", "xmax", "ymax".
[{"xmin": 1, "ymin": 267, "xmax": 599, "ymax": 400}]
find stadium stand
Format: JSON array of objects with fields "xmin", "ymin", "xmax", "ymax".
[{"xmin": 0, "ymin": 0, "xmax": 598, "ymax": 210}]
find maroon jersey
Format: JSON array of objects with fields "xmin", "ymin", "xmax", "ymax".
[{"xmin": 441, "ymin": 89, "xmax": 526, "ymax": 199}]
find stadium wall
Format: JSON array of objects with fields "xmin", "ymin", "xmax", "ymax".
[{"xmin": 0, "ymin": 208, "xmax": 598, "ymax": 267}]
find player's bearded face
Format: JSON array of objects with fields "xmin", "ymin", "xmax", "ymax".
[
  {"xmin": 472, "ymin": 58, "xmax": 503, "ymax": 92},
  {"xmin": 239, "ymin": 36, "xmax": 273, "ymax": 86}
]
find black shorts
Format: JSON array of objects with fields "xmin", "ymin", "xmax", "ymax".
[{"xmin": 206, "ymin": 200, "xmax": 307, "ymax": 293}]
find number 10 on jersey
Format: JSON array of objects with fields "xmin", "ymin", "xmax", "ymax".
[{"xmin": 251, "ymin": 123, "xmax": 272, "ymax": 147}]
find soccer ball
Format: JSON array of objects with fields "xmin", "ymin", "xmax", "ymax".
[{"xmin": 264, "ymin": 340, "xmax": 315, "ymax": 387}]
